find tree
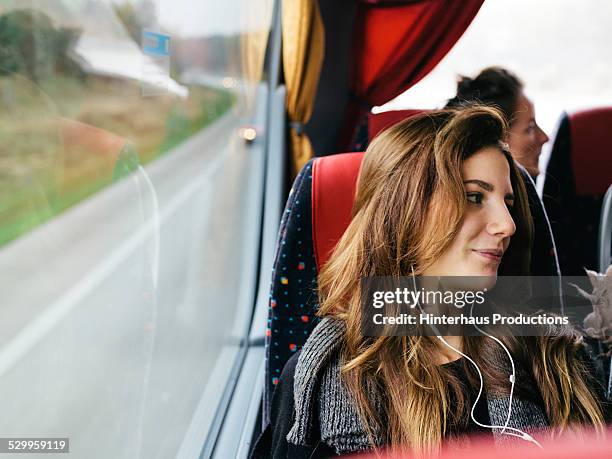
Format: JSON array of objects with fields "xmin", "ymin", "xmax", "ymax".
[{"xmin": 0, "ymin": 9, "xmax": 84, "ymax": 82}]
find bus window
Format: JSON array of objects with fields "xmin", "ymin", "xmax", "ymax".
[{"xmin": 0, "ymin": 0, "xmax": 272, "ymax": 457}]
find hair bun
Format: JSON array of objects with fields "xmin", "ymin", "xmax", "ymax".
[{"xmin": 457, "ymin": 76, "xmax": 475, "ymax": 94}]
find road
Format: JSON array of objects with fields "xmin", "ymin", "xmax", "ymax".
[{"xmin": 0, "ymin": 107, "xmax": 265, "ymax": 458}]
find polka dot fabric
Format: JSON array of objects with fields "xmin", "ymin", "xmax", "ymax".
[{"xmin": 263, "ymin": 160, "xmax": 320, "ymax": 425}]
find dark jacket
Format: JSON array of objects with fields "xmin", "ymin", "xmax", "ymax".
[{"xmin": 251, "ymin": 351, "xmax": 337, "ymax": 458}]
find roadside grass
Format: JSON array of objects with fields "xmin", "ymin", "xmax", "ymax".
[{"xmin": 0, "ymin": 75, "xmax": 235, "ymax": 247}]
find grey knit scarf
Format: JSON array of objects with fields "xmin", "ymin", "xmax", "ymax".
[{"xmin": 287, "ymin": 317, "xmax": 550, "ymax": 454}]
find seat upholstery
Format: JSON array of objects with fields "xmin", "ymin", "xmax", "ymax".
[
  {"xmin": 349, "ymin": 109, "xmax": 427, "ymax": 152},
  {"xmin": 312, "ymin": 153, "xmax": 364, "ymax": 270},
  {"xmin": 542, "ymin": 107, "xmax": 612, "ymax": 276},
  {"xmin": 264, "ymin": 151, "xmax": 561, "ymax": 424},
  {"xmin": 368, "ymin": 109, "xmax": 427, "ymax": 142},
  {"xmin": 264, "ymin": 161, "xmax": 319, "ymax": 424}
]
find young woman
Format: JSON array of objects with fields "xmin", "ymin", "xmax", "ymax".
[
  {"xmin": 446, "ymin": 67, "xmax": 549, "ymax": 178},
  {"xmin": 252, "ymin": 106, "xmax": 610, "ymax": 458}
]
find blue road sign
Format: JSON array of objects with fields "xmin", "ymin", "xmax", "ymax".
[{"xmin": 142, "ymin": 30, "xmax": 170, "ymax": 56}]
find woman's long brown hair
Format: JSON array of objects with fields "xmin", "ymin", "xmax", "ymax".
[{"xmin": 317, "ymin": 106, "xmax": 605, "ymax": 456}]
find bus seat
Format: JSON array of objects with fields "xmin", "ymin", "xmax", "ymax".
[
  {"xmin": 542, "ymin": 107, "xmax": 612, "ymax": 276},
  {"xmin": 264, "ymin": 151, "xmax": 560, "ymax": 423},
  {"xmin": 350, "ymin": 109, "xmax": 427, "ymax": 152},
  {"xmin": 368, "ymin": 109, "xmax": 428, "ymax": 142},
  {"xmin": 263, "ymin": 152, "xmax": 363, "ymax": 424}
]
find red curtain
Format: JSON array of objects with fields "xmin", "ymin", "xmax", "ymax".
[{"xmin": 339, "ymin": 0, "xmax": 484, "ymax": 150}]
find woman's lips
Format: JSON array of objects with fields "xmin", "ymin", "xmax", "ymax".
[{"xmin": 473, "ymin": 249, "xmax": 503, "ymax": 262}]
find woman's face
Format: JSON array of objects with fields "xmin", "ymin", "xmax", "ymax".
[
  {"xmin": 507, "ymin": 92, "xmax": 549, "ymax": 177},
  {"xmin": 423, "ymin": 147, "xmax": 516, "ymax": 279}
]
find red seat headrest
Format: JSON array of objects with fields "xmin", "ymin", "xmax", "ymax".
[
  {"xmin": 312, "ymin": 152, "xmax": 364, "ymax": 272},
  {"xmin": 368, "ymin": 109, "xmax": 428, "ymax": 141},
  {"xmin": 568, "ymin": 107, "xmax": 612, "ymax": 195}
]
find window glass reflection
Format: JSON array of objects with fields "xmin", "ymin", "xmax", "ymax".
[{"xmin": 0, "ymin": 0, "xmax": 273, "ymax": 457}]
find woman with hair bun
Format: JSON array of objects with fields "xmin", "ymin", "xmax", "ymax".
[
  {"xmin": 252, "ymin": 106, "xmax": 610, "ymax": 459},
  {"xmin": 446, "ymin": 67, "xmax": 549, "ymax": 178}
]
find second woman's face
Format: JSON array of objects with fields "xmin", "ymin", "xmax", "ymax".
[
  {"xmin": 507, "ymin": 93, "xmax": 549, "ymax": 177},
  {"xmin": 423, "ymin": 147, "xmax": 516, "ymax": 279}
]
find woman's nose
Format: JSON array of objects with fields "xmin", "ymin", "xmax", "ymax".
[
  {"xmin": 487, "ymin": 204, "xmax": 516, "ymax": 238},
  {"xmin": 537, "ymin": 125, "xmax": 549, "ymax": 145}
]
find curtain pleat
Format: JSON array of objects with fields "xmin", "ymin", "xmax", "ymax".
[{"xmin": 282, "ymin": 0, "xmax": 325, "ymax": 175}]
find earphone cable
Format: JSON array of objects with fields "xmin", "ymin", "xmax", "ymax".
[{"xmin": 409, "ymin": 267, "xmax": 543, "ymax": 449}]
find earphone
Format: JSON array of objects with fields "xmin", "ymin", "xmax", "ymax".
[{"xmin": 409, "ymin": 267, "xmax": 544, "ymax": 449}]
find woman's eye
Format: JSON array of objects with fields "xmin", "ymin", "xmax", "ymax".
[{"xmin": 466, "ymin": 192, "xmax": 483, "ymax": 204}]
